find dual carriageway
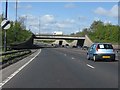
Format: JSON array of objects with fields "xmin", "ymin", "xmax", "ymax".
[{"xmin": 0, "ymin": 34, "xmax": 119, "ymax": 88}]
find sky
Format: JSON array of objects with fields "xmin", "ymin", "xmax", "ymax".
[{"xmin": 1, "ymin": 1, "xmax": 119, "ymax": 35}]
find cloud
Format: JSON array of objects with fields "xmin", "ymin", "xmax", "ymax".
[
  {"xmin": 93, "ymin": 17, "xmax": 100, "ymax": 21},
  {"xmin": 94, "ymin": 7, "xmax": 106, "ymax": 15},
  {"xmin": 94, "ymin": 5, "xmax": 118, "ymax": 18},
  {"xmin": 55, "ymin": 19, "xmax": 75, "ymax": 29},
  {"xmin": 14, "ymin": 4, "xmax": 32, "ymax": 9},
  {"xmin": 31, "ymin": 26, "xmax": 39, "ymax": 30},
  {"xmin": 65, "ymin": 19, "xmax": 75, "ymax": 23},
  {"xmin": 25, "ymin": 5, "xmax": 32, "ymax": 9},
  {"xmin": 0, "ymin": 3, "xmax": 2, "ymax": 14},
  {"xmin": 78, "ymin": 16, "xmax": 87, "ymax": 21},
  {"xmin": 110, "ymin": 5, "xmax": 118, "ymax": 17},
  {"xmin": 104, "ymin": 20, "xmax": 111, "ymax": 24},
  {"xmin": 20, "ymin": 14, "xmax": 38, "ymax": 24},
  {"xmin": 20, "ymin": 14, "xmax": 55, "ymax": 28},
  {"xmin": 55, "ymin": 23, "xmax": 66, "ymax": 28},
  {"xmin": 20, "ymin": 14, "xmax": 79, "ymax": 34},
  {"xmin": 64, "ymin": 3, "xmax": 77, "ymax": 9},
  {"xmin": 40, "ymin": 15, "xmax": 55, "ymax": 24}
]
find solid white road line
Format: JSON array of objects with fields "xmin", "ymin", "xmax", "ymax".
[
  {"xmin": 87, "ymin": 64, "xmax": 95, "ymax": 69},
  {"xmin": 0, "ymin": 49, "xmax": 41, "ymax": 88}
]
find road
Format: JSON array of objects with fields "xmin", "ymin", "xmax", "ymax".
[{"xmin": 2, "ymin": 48, "xmax": 118, "ymax": 88}]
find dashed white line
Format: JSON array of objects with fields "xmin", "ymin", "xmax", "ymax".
[
  {"xmin": 87, "ymin": 64, "xmax": 95, "ymax": 69},
  {"xmin": 72, "ymin": 57, "xmax": 75, "ymax": 59},
  {"xmin": 64, "ymin": 54, "xmax": 67, "ymax": 56},
  {"xmin": 0, "ymin": 49, "xmax": 41, "ymax": 88}
]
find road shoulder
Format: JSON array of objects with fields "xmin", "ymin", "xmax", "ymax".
[{"xmin": 1, "ymin": 49, "xmax": 41, "ymax": 83}]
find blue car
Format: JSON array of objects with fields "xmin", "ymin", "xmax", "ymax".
[{"xmin": 87, "ymin": 43, "xmax": 115, "ymax": 61}]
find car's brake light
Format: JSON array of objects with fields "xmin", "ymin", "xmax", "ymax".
[{"xmin": 96, "ymin": 44, "xmax": 98, "ymax": 51}]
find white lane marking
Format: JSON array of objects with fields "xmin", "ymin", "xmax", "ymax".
[
  {"xmin": 87, "ymin": 64, "xmax": 95, "ymax": 69},
  {"xmin": 72, "ymin": 57, "xmax": 75, "ymax": 59},
  {"xmin": 0, "ymin": 49, "xmax": 41, "ymax": 88},
  {"xmin": 64, "ymin": 54, "xmax": 67, "ymax": 56}
]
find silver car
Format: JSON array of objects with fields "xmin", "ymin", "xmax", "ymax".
[{"xmin": 87, "ymin": 43, "xmax": 115, "ymax": 61}]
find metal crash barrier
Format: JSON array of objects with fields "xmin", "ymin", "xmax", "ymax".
[{"xmin": 0, "ymin": 49, "xmax": 31, "ymax": 69}]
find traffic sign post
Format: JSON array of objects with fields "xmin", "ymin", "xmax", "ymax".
[
  {"xmin": 1, "ymin": 20, "xmax": 11, "ymax": 30},
  {"xmin": 1, "ymin": 20, "xmax": 11, "ymax": 52},
  {"xmin": 1, "ymin": 0, "xmax": 9, "ymax": 52}
]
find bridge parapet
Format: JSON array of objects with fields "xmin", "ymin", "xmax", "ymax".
[{"xmin": 35, "ymin": 35, "xmax": 85, "ymax": 40}]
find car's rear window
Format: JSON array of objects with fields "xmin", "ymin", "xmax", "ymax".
[{"xmin": 98, "ymin": 44, "xmax": 113, "ymax": 49}]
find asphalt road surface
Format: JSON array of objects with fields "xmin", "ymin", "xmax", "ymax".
[{"xmin": 2, "ymin": 48, "xmax": 118, "ymax": 88}]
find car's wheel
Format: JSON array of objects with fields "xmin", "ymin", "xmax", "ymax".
[
  {"xmin": 87, "ymin": 54, "xmax": 90, "ymax": 60},
  {"xmin": 112, "ymin": 57, "xmax": 115, "ymax": 61},
  {"xmin": 93, "ymin": 55, "xmax": 96, "ymax": 62}
]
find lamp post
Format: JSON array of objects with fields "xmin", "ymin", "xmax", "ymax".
[
  {"xmin": 78, "ymin": 17, "xmax": 81, "ymax": 32},
  {"xmin": 16, "ymin": 0, "xmax": 18, "ymax": 23},
  {"xmin": 14, "ymin": 0, "xmax": 18, "ymax": 42},
  {"xmin": 38, "ymin": 16, "xmax": 40, "ymax": 35},
  {"xmin": 25, "ymin": 15, "xmax": 27, "ymax": 30},
  {"xmin": 4, "ymin": 0, "xmax": 8, "ymax": 52},
  {"xmin": 5, "ymin": 0, "xmax": 8, "ymax": 19}
]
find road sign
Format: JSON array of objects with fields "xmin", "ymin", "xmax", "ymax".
[{"xmin": 1, "ymin": 20, "xmax": 11, "ymax": 30}]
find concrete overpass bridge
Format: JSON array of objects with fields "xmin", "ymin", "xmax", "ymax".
[
  {"xmin": 34, "ymin": 35, "xmax": 93, "ymax": 47},
  {"xmin": 10, "ymin": 34, "xmax": 93, "ymax": 49},
  {"xmin": 35, "ymin": 35, "xmax": 85, "ymax": 40}
]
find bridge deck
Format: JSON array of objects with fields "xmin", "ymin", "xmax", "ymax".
[{"xmin": 35, "ymin": 35, "xmax": 85, "ymax": 40}]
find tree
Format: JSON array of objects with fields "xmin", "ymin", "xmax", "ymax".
[
  {"xmin": 70, "ymin": 20, "xmax": 119, "ymax": 44},
  {"xmin": 90, "ymin": 20, "xmax": 104, "ymax": 32},
  {"xmin": 18, "ymin": 16, "xmax": 26, "ymax": 30}
]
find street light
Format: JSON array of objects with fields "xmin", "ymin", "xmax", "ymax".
[
  {"xmin": 26, "ymin": 15, "xmax": 28, "ymax": 30},
  {"xmin": 16, "ymin": 0, "xmax": 18, "ymax": 23},
  {"xmin": 39, "ymin": 16, "xmax": 40, "ymax": 35},
  {"xmin": 4, "ymin": 0, "xmax": 8, "ymax": 52},
  {"xmin": 5, "ymin": 0, "xmax": 8, "ymax": 19},
  {"xmin": 78, "ymin": 17, "xmax": 81, "ymax": 32},
  {"xmin": 14, "ymin": 0, "xmax": 18, "ymax": 42}
]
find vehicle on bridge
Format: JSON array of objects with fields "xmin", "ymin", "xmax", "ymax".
[
  {"xmin": 87, "ymin": 43, "xmax": 115, "ymax": 61},
  {"xmin": 53, "ymin": 31, "xmax": 63, "ymax": 35}
]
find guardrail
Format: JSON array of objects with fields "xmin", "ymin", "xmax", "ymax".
[
  {"xmin": 0, "ymin": 49, "xmax": 30, "ymax": 56},
  {"xmin": 0, "ymin": 49, "xmax": 31, "ymax": 69}
]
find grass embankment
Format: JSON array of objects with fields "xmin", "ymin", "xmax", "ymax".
[{"xmin": 66, "ymin": 40, "xmax": 74, "ymax": 43}]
